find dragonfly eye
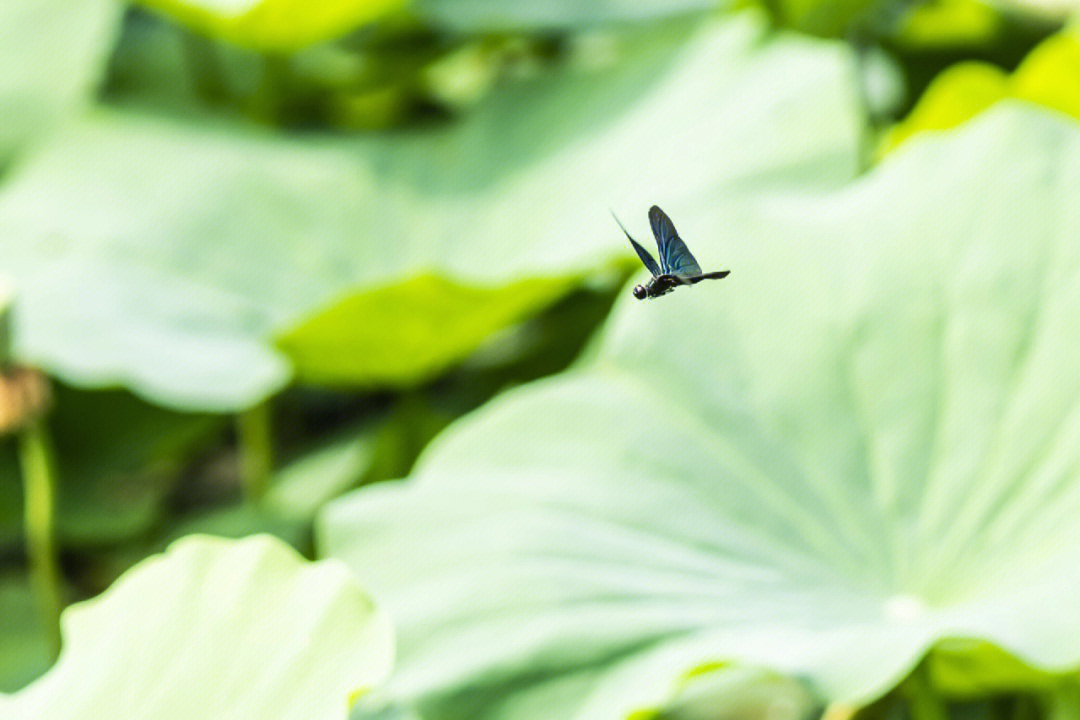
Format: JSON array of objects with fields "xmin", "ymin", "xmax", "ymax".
[{"xmin": 632, "ymin": 285, "xmax": 647, "ymax": 300}]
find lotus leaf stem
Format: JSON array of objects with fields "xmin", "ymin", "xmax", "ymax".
[
  {"xmin": 237, "ymin": 401, "xmax": 273, "ymax": 502},
  {"xmin": 19, "ymin": 418, "xmax": 62, "ymax": 660}
]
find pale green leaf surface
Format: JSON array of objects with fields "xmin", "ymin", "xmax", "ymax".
[
  {"xmin": 319, "ymin": 105, "xmax": 1080, "ymax": 719},
  {"xmin": 0, "ymin": 0, "xmax": 124, "ymax": 164},
  {"xmin": 0, "ymin": 12, "xmax": 862, "ymax": 411},
  {"xmin": 927, "ymin": 640, "xmax": 1059, "ymax": 698},
  {"xmin": 0, "ymin": 534, "xmax": 393, "ymax": 719},
  {"xmin": 412, "ymin": 0, "xmax": 725, "ymax": 32},
  {"xmin": 633, "ymin": 665, "xmax": 817, "ymax": 720}
]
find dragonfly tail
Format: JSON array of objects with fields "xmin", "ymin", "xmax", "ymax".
[{"xmin": 685, "ymin": 270, "xmax": 730, "ymax": 283}]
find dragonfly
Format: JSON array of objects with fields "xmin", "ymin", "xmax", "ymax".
[{"xmin": 612, "ymin": 205, "xmax": 729, "ymax": 300}]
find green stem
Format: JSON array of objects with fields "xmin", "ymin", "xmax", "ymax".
[
  {"xmin": 237, "ymin": 402, "xmax": 273, "ymax": 502},
  {"xmin": 900, "ymin": 664, "xmax": 948, "ymax": 720},
  {"xmin": 18, "ymin": 419, "xmax": 62, "ymax": 660}
]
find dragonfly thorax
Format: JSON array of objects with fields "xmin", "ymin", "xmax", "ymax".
[{"xmin": 633, "ymin": 275, "xmax": 681, "ymax": 300}]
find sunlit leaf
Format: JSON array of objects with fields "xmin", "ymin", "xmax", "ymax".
[
  {"xmin": 880, "ymin": 62, "xmax": 1008, "ymax": 153},
  {"xmin": 278, "ymin": 275, "xmax": 579, "ymax": 387},
  {"xmin": 881, "ymin": 29, "xmax": 1080, "ymax": 154},
  {"xmin": 0, "ymin": 534, "xmax": 393, "ymax": 719},
  {"xmin": 0, "ymin": 11, "xmax": 863, "ymax": 411},
  {"xmin": 0, "ymin": 0, "xmax": 123, "ymax": 164},
  {"xmin": 927, "ymin": 640, "xmax": 1058, "ymax": 699},
  {"xmin": 888, "ymin": 0, "xmax": 1003, "ymax": 49},
  {"xmin": 319, "ymin": 105, "xmax": 1080, "ymax": 719},
  {"xmin": 134, "ymin": 0, "xmax": 405, "ymax": 50}
]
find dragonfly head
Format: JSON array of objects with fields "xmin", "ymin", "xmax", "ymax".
[{"xmin": 632, "ymin": 284, "xmax": 647, "ymax": 300}]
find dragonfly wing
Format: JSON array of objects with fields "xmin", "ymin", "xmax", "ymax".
[
  {"xmin": 612, "ymin": 211, "xmax": 661, "ymax": 276},
  {"xmin": 649, "ymin": 205, "xmax": 702, "ymax": 278}
]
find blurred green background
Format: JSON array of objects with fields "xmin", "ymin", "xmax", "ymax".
[{"xmin": 3, "ymin": 0, "xmax": 1080, "ymax": 719}]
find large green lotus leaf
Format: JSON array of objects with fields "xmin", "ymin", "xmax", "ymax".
[
  {"xmin": 412, "ymin": 0, "xmax": 724, "ymax": 32},
  {"xmin": 318, "ymin": 104, "xmax": 1080, "ymax": 719},
  {"xmin": 278, "ymin": 274, "xmax": 580, "ymax": 386},
  {"xmin": 0, "ymin": 11, "xmax": 862, "ymax": 411},
  {"xmin": 0, "ymin": 534, "xmax": 393, "ymax": 719},
  {"xmin": 133, "ymin": 0, "xmax": 404, "ymax": 50},
  {"xmin": 0, "ymin": 0, "xmax": 123, "ymax": 165}
]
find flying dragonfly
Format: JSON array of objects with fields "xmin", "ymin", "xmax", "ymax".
[{"xmin": 612, "ymin": 205, "xmax": 729, "ymax": 300}]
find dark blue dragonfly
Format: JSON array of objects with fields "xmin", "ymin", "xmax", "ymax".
[{"xmin": 612, "ymin": 205, "xmax": 729, "ymax": 300}]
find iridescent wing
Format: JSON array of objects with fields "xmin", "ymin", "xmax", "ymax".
[
  {"xmin": 649, "ymin": 205, "xmax": 702, "ymax": 278},
  {"xmin": 611, "ymin": 210, "xmax": 660, "ymax": 277}
]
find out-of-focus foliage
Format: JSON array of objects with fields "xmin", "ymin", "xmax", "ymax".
[
  {"xmin": 887, "ymin": 0, "xmax": 1004, "ymax": 48},
  {"xmin": 881, "ymin": 27, "xmax": 1080, "ymax": 153},
  {"xmin": 5, "ymin": 0, "xmax": 1080, "ymax": 714},
  {"xmin": 0, "ymin": 281, "xmax": 11, "ymax": 366},
  {"xmin": 134, "ymin": 0, "xmax": 734, "ymax": 42},
  {"xmin": 0, "ymin": 387, "xmax": 220, "ymax": 549},
  {"xmin": 628, "ymin": 665, "xmax": 819, "ymax": 720},
  {"xmin": 0, "ymin": 535, "xmax": 393, "ymax": 719},
  {"xmin": 988, "ymin": 0, "xmax": 1080, "ymax": 21},
  {"xmin": 762, "ymin": 0, "xmax": 893, "ymax": 37},
  {"xmin": 411, "ymin": 0, "xmax": 727, "ymax": 32},
  {"xmin": 317, "ymin": 9, "xmax": 868, "ymax": 716},
  {"xmin": 0, "ymin": 9, "xmax": 858, "ymax": 412},
  {"xmin": 320, "ymin": 105, "xmax": 1080, "ymax": 719},
  {"xmin": 0, "ymin": 576, "xmax": 52, "ymax": 692},
  {"xmin": 277, "ymin": 275, "xmax": 580, "ymax": 386},
  {"xmin": 134, "ymin": 0, "xmax": 405, "ymax": 50},
  {"xmin": 926, "ymin": 641, "xmax": 1060, "ymax": 698},
  {"xmin": 0, "ymin": 0, "xmax": 124, "ymax": 165},
  {"xmin": 157, "ymin": 424, "xmax": 379, "ymax": 547},
  {"xmin": 261, "ymin": 426, "xmax": 376, "ymax": 522}
]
